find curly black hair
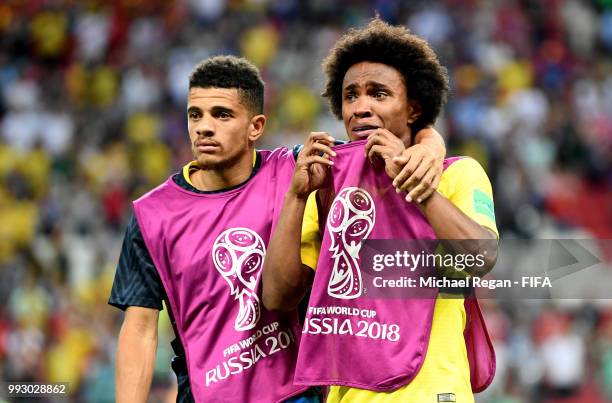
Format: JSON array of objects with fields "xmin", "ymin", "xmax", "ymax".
[
  {"xmin": 322, "ymin": 17, "xmax": 449, "ymax": 133},
  {"xmin": 189, "ymin": 55, "xmax": 264, "ymax": 115}
]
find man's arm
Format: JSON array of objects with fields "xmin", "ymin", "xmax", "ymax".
[
  {"xmin": 110, "ymin": 214, "xmax": 166, "ymax": 402},
  {"xmin": 116, "ymin": 306, "xmax": 159, "ymax": 403},
  {"xmin": 262, "ymin": 132, "xmax": 334, "ymax": 312},
  {"xmin": 262, "ymin": 193, "xmax": 315, "ymax": 312},
  {"xmin": 421, "ymin": 193, "xmax": 496, "ymax": 240},
  {"xmin": 414, "ymin": 126, "xmax": 446, "ymax": 155},
  {"xmin": 417, "ymin": 158, "xmax": 499, "ymax": 277}
]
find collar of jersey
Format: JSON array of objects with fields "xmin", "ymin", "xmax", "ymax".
[{"xmin": 177, "ymin": 149, "xmax": 259, "ymax": 194}]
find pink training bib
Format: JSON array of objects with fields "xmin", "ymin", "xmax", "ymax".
[
  {"xmin": 134, "ymin": 148, "xmax": 308, "ymax": 402},
  {"xmin": 294, "ymin": 141, "xmax": 495, "ymax": 392}
]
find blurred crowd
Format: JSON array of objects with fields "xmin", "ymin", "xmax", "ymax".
[{"xmin": 0, "ymin": 0, "xmax": 611, "ymax": 402}]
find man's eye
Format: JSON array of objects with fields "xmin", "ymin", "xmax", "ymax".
[
  {"xmin": 345, "ymin": 93, "xmax": 357, "ymax": 101},
  {"xmin": 218, "ymin": 112, "xmax": 231, "ymax": 119},
  {"xmin": 374, "ymin": 91, "xmax": 387, "ymax": 99},
  {"xmin": 189, "ymin": 112, "xmax": 200, "ymax": 119}
]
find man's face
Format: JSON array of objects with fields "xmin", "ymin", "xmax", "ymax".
[
  {"xmin": 341, "ymin": 61, "xmax": 418, "ymax": 145},
  {"xmin": 187, "ymin": 87, "xmax": 259, "ymax": 169}
]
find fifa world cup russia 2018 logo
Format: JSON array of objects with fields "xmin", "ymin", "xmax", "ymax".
[
  {"xmin": 212, "ymin": 228, "xmax": 266, "ymax": 331},
  {"xmin": 327, "ymin": 187, "xmax": 376, "ymax": 299}
]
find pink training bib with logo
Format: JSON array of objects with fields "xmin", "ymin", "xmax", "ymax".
[
  {"xmin": 294, "ymin": 140, "xmax": 495, "ymax": 393},
  {"xmin": 133, "ymin": 148, "xmax": 307, "ymax": 403}
]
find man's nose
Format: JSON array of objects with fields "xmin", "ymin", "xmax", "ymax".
[
  {"xmin": 352, "ymin": 97, "xmax": 372, "ymax": 118},
  {"xmin": 196, "ymin": 114, "xmax": 215, "ymax": 136}
]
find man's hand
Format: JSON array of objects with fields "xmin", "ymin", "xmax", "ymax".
[
  {"xmin": 364, "ymin": 128, "xmax": 405, "ymax": 173},
  {"xmin": 291, "ymin": 132, "xmax": 335, "ymax": 199},
  {"xmin": 391, "ymin": 143, "xmax": 444, "ymax": 203},
  {"xmin": 366, "ymin": 126, "xmax": 445, "ymax": 203}
]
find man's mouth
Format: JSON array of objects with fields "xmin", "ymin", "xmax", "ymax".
[
  {"xmin": 351, "ymin": 125, "xmax": 379, "ymax": 139},
  {"xmin": 195, "ymin": 140, "xmax": 220, "ymax": 153}
]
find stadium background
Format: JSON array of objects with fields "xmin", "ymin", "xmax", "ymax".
[{"xmin": 0, "ymin": 0, "xmax": 611, "ymax": 402}]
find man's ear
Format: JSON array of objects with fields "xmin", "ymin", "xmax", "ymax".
[
  {"xmin": 407, "ymin": 102, "xmax": 422, "ymax": 125},
  {"xmin": 248, "ymin": 114, "xmax": 266, "ymax": 142}
]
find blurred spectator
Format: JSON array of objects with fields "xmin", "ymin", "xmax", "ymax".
[{"xmin": 534, "ymin": 311, "xmax": 586, "ymax": 399}]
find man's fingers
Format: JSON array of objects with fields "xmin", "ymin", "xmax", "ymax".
[
  {"xmin": 395, "ymin": 156, "xmax": 423, "ymax": 191},
  {"xmin": 367, "ymin": 144, "xmax": 389, "ymax": 164},
  {"xmin": 364, "ymin": 134, "xmax": 387, "ymax": 157},
  {"xmin": 373, "ymin": 128, "xmax": 395, "ymax": 140},
  {"xmin": 385, "ymin": 158, "xmax": 405, "ymax": 178},
  {"xmin": 431, "ymin": 169, "xmax": 442, "ymax": 190},
  {"xmin": 309, "ymin": 141, "xmax": 336, "ymax": 158},
  {"xmin": 416, "ymin": 186, "xmax": 436, "ymax": 203},
  {"xmin": 399, "ymin": 161, "xmax": 428, "ymax": 194},
  {"xmin": 307, "ymin": 131, "xmax": 334, "ymax": 142},
  {"xmin": 405, "ymin": 183, "xmax": 425, "ymax": 203},
  {"xmin": 413, "ymin": 168, "xmax": 442, "ymax": 202},
  {"xmin": 303, "ymin": 155, "xmax": 334, "ymax": 167},
  {"xmin": 301, "ymin": 133, "xmax": 335, "ymax": 159},
  {"xmin": 406, "ymin": 170, "xmax": 436, "ymax": 203},
  {"xmin": 393, "ymin": 155, "xmax": 410, "ymax": 164},
  {"xmin": 391, "ymin": 155, "xmax": 413, "ymax": 188},
  {"xmin": 306, "ymin": 132, "xmax": 335, "ymax": 147}
]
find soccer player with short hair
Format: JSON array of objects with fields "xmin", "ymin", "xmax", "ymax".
[
  {"xmin": 263, "ymin": 18, "xmax": 499, "ymax": 403},
  {"xmin": 109, "ymin": 54, "xmax": 447, "ymax": 402}
]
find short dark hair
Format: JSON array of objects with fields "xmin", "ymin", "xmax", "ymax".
[
  {"xmin": 189, "ymin": 55, "xmax": 264, "ymax": 115},
  {"xmin": 322, "ymin": 17, "xmax": 449, "ymax": 132}
]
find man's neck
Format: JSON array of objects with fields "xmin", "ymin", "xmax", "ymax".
[
  {"xmin": 401, "ymin": 129, "xmax": 413, "ymax": 148},
  {"xmin": 190, "ymin": 152, "xmax": 255, "ymax": 192}
]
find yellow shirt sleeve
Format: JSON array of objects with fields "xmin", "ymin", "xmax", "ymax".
[
  {"xmin": 437, "ymin": 157, "xmax": 499, "ymax": 237},
  {"xmin": 300, "ymin": 192, "xmax": 321, "ymax": 270}
]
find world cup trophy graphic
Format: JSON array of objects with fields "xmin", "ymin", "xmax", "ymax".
[
  {"xmin": 326, "ymin": 187, "xmax": 376, "ymax": 299},
  {"xmin": 212, "ymin": 228, "xmax": 266, "ymax": 331}
]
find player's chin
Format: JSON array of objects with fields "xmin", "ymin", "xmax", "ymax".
[
  {"xmin": 196, "ymin": 154, "xmax": 226, "ymax": 170},
  {"xmin": 197, "ymin": 153, "xmax": 238, "ymax": 170},
  {"xmin": 347, "ymin": 131, "xmax": 371, "ymax": 142}
]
